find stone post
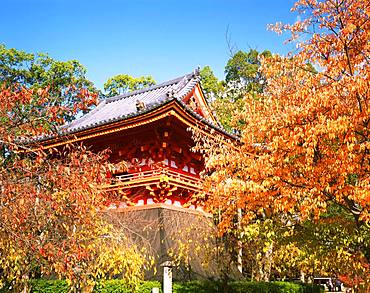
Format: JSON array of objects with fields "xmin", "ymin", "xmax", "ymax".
[{"xmin": 161, "ymin": 261, "xmax": 174, "ymax": 293}]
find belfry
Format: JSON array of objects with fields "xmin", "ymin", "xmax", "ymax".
[{"xmin": 38, "ymin": 69, "xmax": 235, "ymax": 279}]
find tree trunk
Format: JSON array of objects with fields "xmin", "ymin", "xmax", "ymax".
[{"xmin": 253, "ymin": 242, "xmax": 274, "ymax": 281}]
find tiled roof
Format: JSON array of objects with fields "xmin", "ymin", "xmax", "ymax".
[
  {"xmin": 30, "ymin": 70, "xmax": 236, "ymax": 144},
  {"xmin": 66, "ymin": 72, "xmax": 199, "ymax": 133}
]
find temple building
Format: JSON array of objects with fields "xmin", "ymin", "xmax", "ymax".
[{"xmin": 38, "ymin": 69, "xmax": 236, "ymax": 279}]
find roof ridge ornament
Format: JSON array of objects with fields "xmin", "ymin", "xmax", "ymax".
[
  {"xmin": 172, "ymin": 73, "xmax": 192, "ymax": 95},
  {"xmin": 136, "ymin": 99, "xmax": 146, "ymax": 111},
  {"xmin": 193, "ymin": 66, "xmax": 200, "ymax": 77},
  {"xmin": 166, "ymin": 89, "xmax": 178, "ymax": 99}
]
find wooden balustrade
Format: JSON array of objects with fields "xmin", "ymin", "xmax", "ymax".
[{"xmin": 102, "ymin": 167, "xmax": 202, "ymax": 192}]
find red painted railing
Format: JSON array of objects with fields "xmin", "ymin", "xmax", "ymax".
[{"xmin": 105, "ymin": 167, "xmax": 202, "ymax": 191}]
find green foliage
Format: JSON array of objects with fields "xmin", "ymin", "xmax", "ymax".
[
  {"xmin": 0, "ymin": 44, "xmax": 97, "ymax": 122},
  {"xmin": 96, "ymin": 279, "xmax": 161, "ymax": 293},
  {"xmin": 0, "ymin": 44, "xmax": 93, "ymax": 89},
  {"xmin": 95, "ymin": 280, "xmax": 161, "ymax": 293},
  {"xmin": 199, "ymin": 66, "xmax": 224, "ymax": 98},
  {"xmin": 283, "ymin": 203, "xmax": 370, "ymax": 277},
  {"xmin": 173, "ymin": 280, "xmax": 323, "ymax": 293},
  {"xmin": 103, "ymin": 74, "xmax": 156, "ymax": 97},
  {"xmin": 136, "ymin": 281, "xmax": 162, "ymax": 293},
  {"xmin": 173, "ymin": 280, "xmax": 221, "ymax": 293},
  {"xmin": 9, "ymin": 279, "xmax": 322, "ymax": 293},
  {"xmin": 210, "ymin": 49, "xmax": 272, "ymax": 131},
  {"xmin": 229, "ymin": 281, "xmax": 269, "ymax": 293},
  {"xmin": 225, "ymin": 49, "xmax": 271, "ymax": 87},
  {"xmin": 229, "ymin": 281, "xmax": 322, "ymax": 293},
  {"xmin": 0, "ymin": 44, "xmax": 34, "ymax": 85},
  {"xmin": 29, "ymin": 279, "xmax": 69, "ymax": 293},
  {"xmin": 22, "ymin": 279, "xmax": 161, "ymax": 293},
  {"xmin": 93, "ymin": 279, "xmax": 131, "ymax": 292}
]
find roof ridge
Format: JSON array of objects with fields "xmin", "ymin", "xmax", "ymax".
[
  {"xmin": 105, "ymin": 72, "xmax": 195, "ymax": 103},
  {"xmin": 60, "ymin": 69, "xmax": 201, "ymax": 134},
  {"xmin": 30, "ymin": 68, "xmax": 237, "ymax": 144}
]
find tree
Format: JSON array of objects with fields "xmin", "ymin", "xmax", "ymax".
[
  {"xmin": 0, "ymin": 44, "xmax": 97, "ymax": 122},
  {"xmin": 224, "ymin": 49, "xmax": 271, "ymax": 94},
  {"xmin": 199, "ymin": 66, "xmax": 224, "ymax": 99},
  {"xmin": 103, "ymin": 74, "xmax": 156, "ymax": 97},
  {"xmin": 0, "ymin": 86, "xmax": 146, "ymax": 291},
  {"xmin": 196, "ymin": 0, "xmax": 370, "ymax": 287},
  {"xmin": 209, "ymin": 49, "xmax": 272, "ymax": 132}
]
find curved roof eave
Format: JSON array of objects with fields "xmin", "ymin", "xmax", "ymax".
[
  {"xmin": 26, "ymin": 70, "xmax": 238, "ymax": 149},
  {"xmin": 32, "ymin": 98, "xmax": 237, "ymax": 151}
]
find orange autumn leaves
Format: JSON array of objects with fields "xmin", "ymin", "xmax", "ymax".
[
  {"xmin": 196, "ymin": 0, "xmax": 370, "ymax": 285},
  {"xmin": 0, "ymin": 87, "xmax": 145, "ymax": 290},
  {"xmin": 0, "ymin": 85, "xmax": 97, "ymax": 144},
  {"xmin": 201, "ymin": 0, "xmax": 370, "ymax": 230},
  {"xmin": 251, "ymin": 0, "xmax": 370, "ymax": 224},
  {"xmin": 1, "ymin": 148, "xmax": 107, "ymax": 276}
]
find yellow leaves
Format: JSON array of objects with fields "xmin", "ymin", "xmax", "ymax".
[
  {"xmin": 0, "ymin": 145, "xmax": 121, "ymax": 289},
  {"xmin": 191, "ymin": 0, "xmax": 370, "ymax": 283}
]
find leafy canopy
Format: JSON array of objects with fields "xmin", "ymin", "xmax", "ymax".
[
  {"xmin": 0, "ymin": 47, "xmax": 146, "ymax": 290},
  {"xmin": 199, "ymin": 66, "xmax": 224, "ymax": 98},
  {"xmin": 207, "ymin": 49, "xmax": 271, "ymax": 132},
  {"xmin": 103, "ymin": 74, "xmax": 155, "ymax": 97},
  {"xmin": 225, "ymin": 49, "xmax": 271, "ymax": 93},
  {"xmin": 0, "ymin": 44, "xmax": 97, "ymax": 122},
  {"xmin": 196, "ymin": 0, "xmax": 370, "ymax": 286}
]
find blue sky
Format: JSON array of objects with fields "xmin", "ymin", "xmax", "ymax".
[{"xmin": 1, "ymin": 0, "xmax": 298, "ymax": 90}]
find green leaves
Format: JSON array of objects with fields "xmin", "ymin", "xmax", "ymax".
[
  {"xmin": 199, "ymin": 66, "xmax": 224, "ymax": 99},
  {"xmin": 206, "ymin": 49, "xmax": 272, "ymax": 132},
  {"xmin": 225, "ymin": 49, "xmax": 271, "ymax": 93},
  {"xmin": 103, "ymin": 74, "xmax": 155, "ymax": 97},
  {"xmin": 0, "ymin": 44, "xmax": 97, "ymax": 122}
]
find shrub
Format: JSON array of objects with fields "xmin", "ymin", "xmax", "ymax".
[
  {"xmin": 23, "ymin": 278, "xmax": 323, "ymax": 293},
  {"xmin": 93, "ymin": 279, "xmax": 131, "ymax": 293},
  {"xmin": 137, "ymin": 281, "xmax": 162, "ymax": 293},
  {"xmin": 30, "ymin": 279, "xmax": 69, "ymax": 293},
  {"xmin": 173, "ymin": 280, "xmax": 323, "ymax": 293},
  {"xmin": 229, "ymin": 281, "xmax": 270, "ymax": 293},
  {"xmin": 28, "ymin": 279, "xmax": 162, "ymax": 293},
  {"xmin": 229, "ymin": 281, "xmax": 323, "ymax": 293},
  {"xmin": 173, "ymin": 280, "xmax": 221, "ymax": 293}
]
